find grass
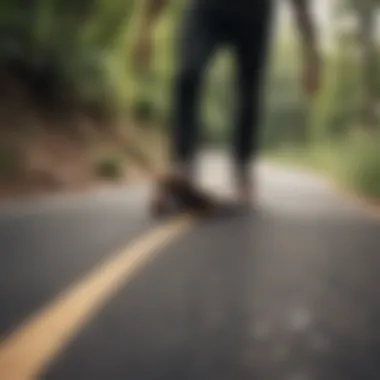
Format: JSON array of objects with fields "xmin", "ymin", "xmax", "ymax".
[
  {"xmin": 94, "ymin": 155, "xmax": 123, "ymax": 179},
  {"xmin": 267, "ymin": 134, "xmax": 380, "ymax": 200},
  {"xmin": 338, "ymin": 136, "xmax": 380, "ymax": 199}
]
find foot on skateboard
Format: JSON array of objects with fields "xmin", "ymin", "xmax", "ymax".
[{"xmin": 149, "ymin": 173, "xmax": 219, "ymax": 218}]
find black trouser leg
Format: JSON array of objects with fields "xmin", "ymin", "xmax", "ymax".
[
  {"xmin": 170, "ymin": 8, "xmax": 220, "ymax": 177},
  {"xmin": 170, "ymin": 5, "xmax": 272, "ymax": 182},
  {"xmin": 232, "ymin": 19, "xmax": 272, "ymax": 181}
]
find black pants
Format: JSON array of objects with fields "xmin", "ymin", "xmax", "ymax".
[{"xmin": 170, "ymin": 3, "xmax": 273, "ymax": 177}]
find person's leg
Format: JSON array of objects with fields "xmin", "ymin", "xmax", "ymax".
[
  {"xmin": 170, "ymin": 6, "xmax": 221, "ymax": 180},
  {"xmin": 232, "ymin": 14, "xmax": 273, "ymax": 204},
  {"xmin": 151, "ymin": 7, "xmax": 224, "ymax": 215}
]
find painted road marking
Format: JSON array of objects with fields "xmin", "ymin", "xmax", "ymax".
[{"xmin": 0, "ymin": 214, "xmax": 194, "ymax": 380}]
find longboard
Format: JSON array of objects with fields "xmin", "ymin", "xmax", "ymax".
[{"xmin": 149, "ymin": 174, "xmax": 220, "ymax": 218}]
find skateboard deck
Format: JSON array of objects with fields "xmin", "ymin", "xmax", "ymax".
[{"xmin": 148, "ymin": 174, "xmax": 256, "ymax": 219}]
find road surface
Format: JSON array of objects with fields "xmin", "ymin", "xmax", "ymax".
[{"xmin": 1, "ymin": 153, "xmax": 380, "ymax": 380}]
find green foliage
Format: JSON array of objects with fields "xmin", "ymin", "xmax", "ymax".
[
  {"xmin": 270, "ymin": 135, "xmax": 380, "ymax": 200},
  {"xmin": 131, "ymin": 99, "xmax": 156, "ymax": 124},
  {"xmin": 338, "ymin": 136, "xmax": 380, "ymax": 198},
  {"xmin": 0, "ymin": 145, "xmax": 22, "ymax": 180},
  {"xmin": 2, "ymin": 0, "xmax": 380, "ymax": 200},
  {"xmin": 95, "ymin": 155, "xmax": 123, "ymax": 179},
  {"xmin": 268, "ymin": 0, "xmax": 380, "ymax": 200},
  {"xmin": 0, "ymin": 0, "xmax": 136, "ymax": 110}
]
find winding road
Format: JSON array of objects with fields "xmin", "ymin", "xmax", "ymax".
[{"xmin": 1, "ymin": 152, "xmax": 380, "ymax": 380}]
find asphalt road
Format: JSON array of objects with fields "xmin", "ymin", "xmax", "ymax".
[{"xmin": 1, "ymin": 153, "xmax": 380, "ymax": 380}]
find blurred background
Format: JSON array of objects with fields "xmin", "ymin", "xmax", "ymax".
[
  {"xmin": 2, "ymin": 2, "xmax": 380, "ymax": 379},
  {"xmin": 0, "ymin": 0, "xmax": 379, "ymax": 201}
]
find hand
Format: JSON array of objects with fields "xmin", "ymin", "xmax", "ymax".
[{"xmin": 302, "ymin": 49, "xmax": 321, "ymax": 96}]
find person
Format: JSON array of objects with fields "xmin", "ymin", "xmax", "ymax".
[{"xmin": 133, "ymin": 0, "xmax": 321, "ymax": 213}]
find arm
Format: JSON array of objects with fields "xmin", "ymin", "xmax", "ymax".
[
  {"xmin": 290, "ymin": 0, "xmax": 318, "ymax": 56},
  {"xmin": 289, "ymin": 0, "xmax": 321, "ymax": 94}
]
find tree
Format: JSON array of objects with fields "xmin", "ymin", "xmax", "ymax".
[{"xmin": 336, "ymin": 0, "xmax": 379, "ymax": 131}]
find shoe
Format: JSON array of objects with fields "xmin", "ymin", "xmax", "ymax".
[
  {"xmin": 235, "ymin": 169, "xmax": 255, "ymax": 208},
  {"xmin": 150, "ymin": 172, "xmax": 218, "ymax": 217}
]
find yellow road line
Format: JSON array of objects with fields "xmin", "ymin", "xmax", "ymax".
[{"xmin": 0, "ymin": 214, "xmax": 195, "ymax": 380}]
